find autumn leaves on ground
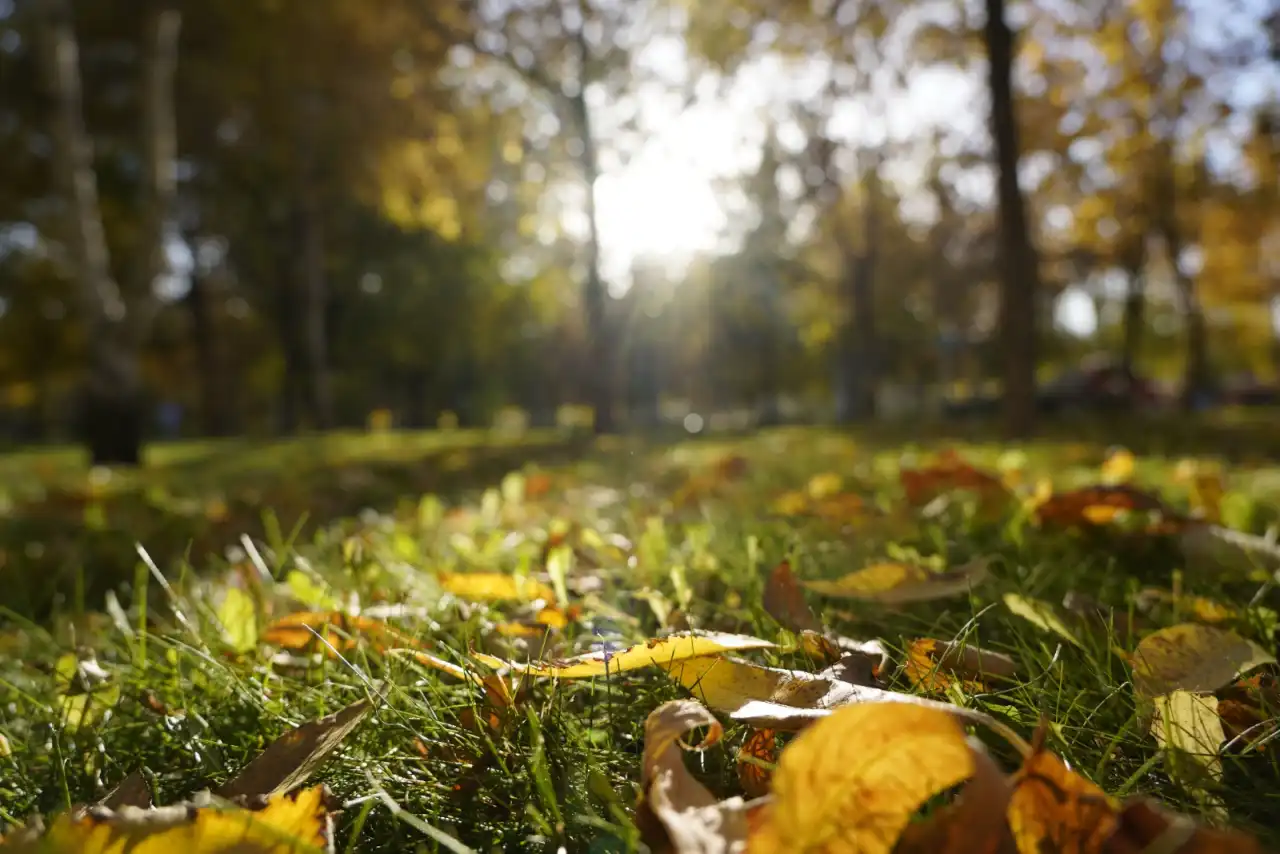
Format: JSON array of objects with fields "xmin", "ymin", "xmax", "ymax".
[{"xmin": 2, "ymin": 429, "xmax": 1280, "ymax": 852}]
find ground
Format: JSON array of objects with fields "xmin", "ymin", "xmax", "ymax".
[{"xmin": 1, "ymin": 416, "xmax": 1279, "ymax": 851}]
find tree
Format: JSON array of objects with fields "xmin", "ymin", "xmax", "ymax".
[
  {"xmin": 983, "ymin": 0, "xmax": 1041, "ymax": 436},
  {"xmin": 33, "ymin": 0, "xmax": 181, "ymax": 464}
]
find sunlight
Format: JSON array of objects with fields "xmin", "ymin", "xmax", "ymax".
[{"xmin": 594, "ymin": 153, "xmax": 727, "ymax": 287}]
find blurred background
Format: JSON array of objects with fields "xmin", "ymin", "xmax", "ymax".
[{"xmin": 1, "ymin": 0, "xmax": 1278, "ymax": 464}]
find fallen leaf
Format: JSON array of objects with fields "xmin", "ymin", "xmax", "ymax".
[
  {"xmin": 736, "ymin": 729, "xmax": 777, "ymax": 797},
  {"xmin": 471, "ymin": 631, "xmax": 775, "ymax": 679},
  {"xmin": 262, "ymin": 611, "xmax": 416, "ymax": 655},
  {"xmin": 217, "ymin": 587, "xmax": 259, "ymax": 654},
  {"xmin": 801, "ymin": 558, "xmax": 989, "ymax": 604},
  {"xmin": 216, "ymin": 698, "xmax": 373, "ymax": 799},
  {"xmin": 1103, "ymin": 798, "xmax": 1262, "ymax": 853},
  {"xmin": 1101, "ymin": 448, "xmax": 1135, "ymax": 484},
  {"xmin": 98, "ymin": 772, "xmax": 152, "ymax": 811},
  {"xmin": 904, "ymin": 639, "xmax": 1018, "ymax": 694},
  {"xmin": 437, "ymin": 571, "xmax": 556, "ymax": 604},
  {"xmin": 763, "ymin": 561, "xmax": 819, "ymax": 633},
  {"xmin": 0, "ymin": 786, "xmax": 334, "ymax": 853},
  {"xmin": 1003, "ymin": 594, "xmax": 1084, "ymax": 648},
  {"xmin": 747, "ymin": 702, "xmax": 978, "ymax": 854},
  {"xmin": 1131, "ymin": 624, "xmax": 1275, "ymax": 699},
  {"xmin": 394, "ymin": 650, "xmax": 515, "ymax": 710},
  {"xmin": 1007, "ymin": 744, "xmax": 1118, "ymax": 854},
  {"xmin": 900, "ymin": 457, "xmax": 1009, "ymax": 508},
  {"xmin": 891, "ymin": 742, "xmax": 1013, "ymax": 854},
  {"xmin": 638, "ymin": 700, "xmax": 751, "ymax": 854},
  {"xmin": 1151, "ymin": 691, "xmax": 1225, "ymax": 785},
  {"xmin": 1034, "ymin": 485, "xmax": 1175, "ymax": 530},
  {"xmin": 807, "ymin": 473, "xmax": 843, "ymax": 499},
  {"xmin": 771, "ymin": 491, "xmax": 810, "ymax": 516},
  {"xmin": 663, "ymin": 656, "xmax": 841, "ymax": 713}
]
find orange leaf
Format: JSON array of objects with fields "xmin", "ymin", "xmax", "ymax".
[
  {"xmin": 736, "ymin": 728, "xmax": 777, "ymax": 798},
  {"xmin": 900, "ymin": 455, "xmax": 1009, "ymax": 508},
  {"xmin": 904, "ymin": 639, "xmax": 1020, "ymax": 695},
  {"xmin": 262, "ymin": 611, "xmax": 416, "ymax": 655},
  {"xmin": 1007, "ymin": 742, "xmax": 1119, "ymax": 854},
  {"xmin": 1034, "ymin": 485, "xmax": 1177, "ymax": 530}
]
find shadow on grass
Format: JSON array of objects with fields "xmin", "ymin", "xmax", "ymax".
[{"xmin": 0, "ymin": 430, "xmax": 596, "ymax": 623}]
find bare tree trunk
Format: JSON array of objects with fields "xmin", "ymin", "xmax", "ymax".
[
  {"xmin": 35, "ymin": 0, "xmax": 180, "ymax": 465},
  {"xmin": 1118, "ymin": 239, "xmax": 1146, "ymax": 388},
  {"xmin": 571, "ymin": 28, "xmax": 613, "ymax": 435},
  {"xmin": 840, "ymin": 166, "xmax": 882, "ymax": 423},
  {"xmin": 301, "ymin": 192, "xmax": 332, "ymax": 429},
  {"xmin": 984, "ymin": 0, "xmax": 1040, "ymax": 437},
  {"xmin": 184, "ymin": 262, "xmax": 231, "ymax": 435}
]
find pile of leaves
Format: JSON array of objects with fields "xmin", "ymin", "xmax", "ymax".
[{"xmin": 1, "ymin": 433, "xmax": 1279, "ymax": 851}]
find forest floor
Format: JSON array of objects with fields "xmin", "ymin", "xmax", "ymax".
[{"xmin": 2, "ymin": 416, "xmax": 1280, "ymax": 852}]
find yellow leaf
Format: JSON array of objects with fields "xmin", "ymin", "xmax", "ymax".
[
  {"xmin": 437, "ymin": 571, "xmax": 555, "ymax": 603},
  {"xmin": 1006, "ymin": 747, "xmax": 1118, "ymax": 854},
  {"xmin": 471, "ymin": 631, "xmax": 774, "ymax": 679},
  {"xmin": 1101, "ymin": 448, "xmax": 1135, "ymax": 484},
  {"xmin": 261, "ymin": 611, "xmax": 415, "ymax": 655},
  {"xmin": 771, "ymin": 491, "xmax": 810, "ymax": 516},
  {"xmin": 217, "ymin": 588, "xmax": 259, "ymax": 655},
  {"xmin": 748, "ymin": 703, "xmax": 977, "ymax": 854},
  {"xmin": 663, "ymin": 656, "xmax": 839, "ymax": 713},
  {"xmin": 1131, "ymin": 624, "xmax": 1275, "ymax": 699},
  {"xmin": 638, "ymin": 700, "xmax": 751, "ymax": 854},
  {"xmin": 1003, "ymin": 594, "xmax": 1084, "ymax": 647},
  {"xmin": 802, "ymin": 559, "xmax": 988, "ymax": 604},
  {"xmin": 807, "ymin": 473, "xmax": 843, "ymax": 500},
  {"xmin": 0, "ymin": 786, "xmax": 333, "ymax": 853},
  {"xmin": 1151, "ymin": 691, "xmax": 1225, "ymax": 784}
]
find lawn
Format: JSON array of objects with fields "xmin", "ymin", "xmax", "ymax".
[{"xmin": 1, "ymin": 421, "xmax": 1279, "ymax": 852}]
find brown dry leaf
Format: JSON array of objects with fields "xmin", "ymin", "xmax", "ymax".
[
  {"xmin": 437, "ymin": 571, "xmax": 556, "ymax": 603},
  {"xmin": 97, "ymin": 772, "xmax": 152, "ymax": 811},
  {"xmin": 262, "ymin": 611, "xmax": 417, "ymax": 655},
  {"xmin": 900, "ymin": 456, "xmax": 1010, "ymax": 509},
  {"xmin": 471, "ymin": 631, "xmax": 774, "ymax": 679},
  {"xmin": 0, "ymin": 786, "xmax": 334, "ymax": 853},
  {"xmin": 215, "ymin": 699, "xmax": 372, "ymax": 800},
  {"xmin": 1034, "ymin": 485, "xmax": 1177, "ymax": 530},
  {"xmin": 1006, "ymin": 745, "xmax": 1118, "ymax": 854},
  {"xmin": 904, "ymin": 639, "xmax": 1018, "ymax": 694},
  {"xmin": 736, "ymin": 729, "xmax": 777, "ymax": 798},
  {"xmin": 638, "ymin": 700, "xmax": 751, "ymax": 854},
  {"xmin": 1131, "ymin": 624, "xmax": 1275, "ymax": 699},
  {"xmin": 802, "ymin": 558, "xmax": 989, "ymax": 605},
  {"xmin": 747, "ymin": 702, "xmax": 979, "ymax": 854},
  {"xmin": 763, "ymin": 561, "xmax": 820, "ymax": 633},
  {"xmin": 1103, "ymin": 799, "xmax": 1262, "ymax": 854}
]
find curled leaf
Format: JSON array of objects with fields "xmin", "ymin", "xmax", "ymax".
[
  {"xmin": 1131, "ymin": 624, "xmax": 1275, "ymax": 699},
  {"xmin": 748, "ymin": 703, "xmax": 978, "ymax": 854},
  {"xmin": 472, "ymin": 632, "xmax": 774, "ymax": 679},
  {"xmin": 639, "ymin": 700, "xmax": 750, "ymax": 854},
  {"xmin": 802, "ymin": 558, "xmax": 989, "ymax": 604}
]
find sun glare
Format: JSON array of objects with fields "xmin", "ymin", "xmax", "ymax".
[{"xmin": 594, "ymin": 154, "xmax": 727, "ymax": 285}]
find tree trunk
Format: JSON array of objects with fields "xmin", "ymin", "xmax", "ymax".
[
  {"xmin": 571, "ymin": 31, "xmax": 613, "ymax": 434},
  {"xmin": 300, "ymin": 193, "xmax": 333, "ymax": 429},
  {"xmin": 984, "ymin": 0, "xmax": 1040, "ymax": 437},
  {"xmin": 185, "ymin": 263, "xmax": 231, "ymax": 435},
  {"xmin": 839, "ymin": 170, "xmax": 881, "ymax": 423},
  {"xmin": 35, "ymin": 0, "xmax": 180, "ymax": 465},
  {"xmin": 1159, "ymin": 215, "xmax": 1207, "ymax": 410},
  {"xmin": 1118, "ymin": 240, "xmax": 1146, "ymax": 388}
]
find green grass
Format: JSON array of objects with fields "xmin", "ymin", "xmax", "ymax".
[{"xmin": 2, "ymin": 424, "xmax": 1280, "ymax": 850}]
